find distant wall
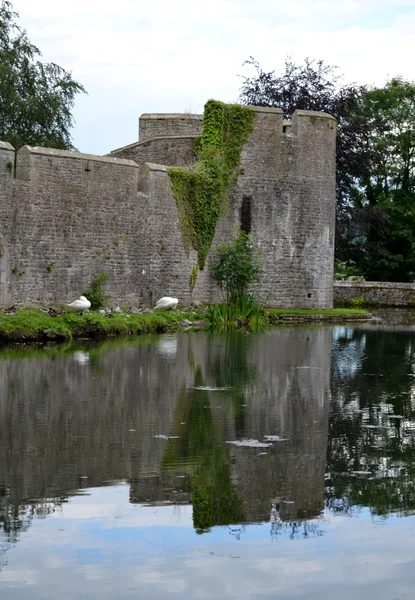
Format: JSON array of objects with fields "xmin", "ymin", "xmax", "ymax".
[{"xmin": 334, "ymin": 281, "xmax": 415, "ymax": 307}]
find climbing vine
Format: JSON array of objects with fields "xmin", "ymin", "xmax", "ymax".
[{"xmin": 168, "ymin": 100, "xmax": 255, "ymax": 283}]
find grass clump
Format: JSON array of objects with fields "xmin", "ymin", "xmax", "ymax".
[{"xmin": 207, "ymin": 294, "xmax": 266, "ymax": 332}]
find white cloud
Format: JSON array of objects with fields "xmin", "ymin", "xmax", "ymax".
[{"xmin": 10, "ymin": 0, "xmax": 415, "ymax": 153}]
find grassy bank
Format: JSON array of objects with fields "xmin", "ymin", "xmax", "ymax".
[
  {"xmin": 0, "ymin": 309, "xmax": 198, "ymax": 342},
  {"xmin": 0, "ymin": 306, "xmax": 371, "ymax": 343}
]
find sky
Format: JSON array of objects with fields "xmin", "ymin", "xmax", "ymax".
[
  {"xmin": 11, "ymin": 0, "xmax": 415, "ymax": 155},
  {"xmin": 2, "ymin": 484, "xmax": 415, "ymax": 599}
]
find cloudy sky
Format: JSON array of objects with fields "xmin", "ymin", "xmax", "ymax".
[{"xmin": 12, "ymin": 0, "xmax": 415, "ymax": 154}]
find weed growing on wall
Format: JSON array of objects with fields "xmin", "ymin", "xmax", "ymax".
[
  {"xmin": 82, "ymin": 272, "xmax": 110, "ymax": 310},
  {"xmin": 168, "ymin": 100, "xmax": 255, "ymax": 279},
  {"xmin": 210, "ymin": 230, "xmax": 263, "ymax": 305}
]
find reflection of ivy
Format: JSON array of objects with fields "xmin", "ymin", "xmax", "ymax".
[
  {"xmin": 192, "ymin": 443, "xmax": 244, "ymax": 533},
  {"xmin": 168, "ymin": 100, "xmax": 255, "ymax": 274},
  {"xmin": 162, "ymin": 368, "xmax": 244, "ymax": 532}
]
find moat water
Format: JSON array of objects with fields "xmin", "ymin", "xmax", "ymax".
[{"xmin": 1, "ymin": 320, "xmax": 415, "ymax": 599}]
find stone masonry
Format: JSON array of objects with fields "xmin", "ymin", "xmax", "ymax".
[{"xmin": 0, "ymin": 106, "xmax": 336, "ymax": 308}]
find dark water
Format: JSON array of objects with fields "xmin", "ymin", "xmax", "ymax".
[{"xmin": 1, "ymin": 325, "xmax": 415, "ymax": 599}]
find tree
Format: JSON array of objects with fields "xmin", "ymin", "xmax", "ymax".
[
  {"xmin": 344, "ymin": 78, "xmax": 415, "ymax": 281},
  {"xmin": 0, "ymin": 0, "xmax": 86, "ymax": 150}
]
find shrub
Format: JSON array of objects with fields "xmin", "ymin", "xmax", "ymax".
[
  {"xmin": 82, "ymin": 272, "xmax": 110, "ymax": 310},
  {"xmin": 210, "ymin": 230, "xmax": 262, "ymax": 305},
  {"xmin": 335, "ymin": 260, "xmax": 365, "ymax": 281}
]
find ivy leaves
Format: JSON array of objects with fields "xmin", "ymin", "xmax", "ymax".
[{"xmin": 169, "ymin": 100, "xmax": 255, "ymax": 280}]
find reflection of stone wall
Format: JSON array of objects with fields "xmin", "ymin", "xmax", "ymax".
[
  {"xmin": 0, "ymin": 329, "xmax": 330, "ymax": 526},
  {"xmin": 228, "ymin": 328, "xmax": 331, "ymax": 521},
  {"xmin": 0, "ymin": 336, "xmax": 193, "ymax": 508}
]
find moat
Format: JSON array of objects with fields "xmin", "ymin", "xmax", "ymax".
[{"xmin": 1, "ymin": 321, "xmax": 415, "ymax": 599}]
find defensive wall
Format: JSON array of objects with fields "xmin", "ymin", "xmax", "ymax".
[{"xmin": 0, "ymin": 105, "xmax": 336, "ymax": 308}]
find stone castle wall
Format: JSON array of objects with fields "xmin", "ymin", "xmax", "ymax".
[{"xmin": 0, "ymin": 106, "xmax": 336, "ymax": 308}]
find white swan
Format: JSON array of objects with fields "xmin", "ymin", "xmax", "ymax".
[
  {"xmin": 153, "ymin": 297, "xmax": 179, "ymax": 310},
  {"xmin": 67, "ymin": 295, "xmax": 91, "ymax": 312}
]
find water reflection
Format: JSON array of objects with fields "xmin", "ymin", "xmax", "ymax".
[
  {"xmin": 0, "ymin": 330, "xmax": 330, "ymax": 549},
  {"xmin": 3, "ymin": 326, "xmax": 415, "ymax": 596},
  {"xmin": 328, "ymin": 327, "xmax": 415, "ymax": 518}
]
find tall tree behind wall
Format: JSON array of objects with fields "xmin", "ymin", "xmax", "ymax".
[
  {"xmin": 349, "ymin": 78, "xmax": 415, "ymax": 281},
  {"xmin": 0, "ymin": 0, "xmax": 86, "ymax": 150}
]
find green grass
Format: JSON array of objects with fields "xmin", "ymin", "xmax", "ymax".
[
  {"xmin": 0, "ymin": 306, "xmax": 371, "ymax": 344},
  {"xmin": 0, "ymin": 308, "xmax": 194, "ymax": 342}
]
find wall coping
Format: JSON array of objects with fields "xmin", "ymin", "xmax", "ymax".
[
  {"xmin": 144, "ymin": 162, "xmax": 169, "ymax": 172},
  {"xmin": 110, "ymin": 135, "xmax": 197, "ymax": 155},
  {"xmin": 295, "ymin": 109, "xmax": 336, "ymax": 122},
  {"xmin": 140, "ymin": 113, "xmax": 203, "ymax": 120},
  {"xmin": 0, "ymin": 141, "xmax": 15, "ymax": 151},
  {"xmin": 247, "ymin": 106, "xmax": 283, "ymax": 115},
  {"xmin": 334, "ymin": 281, "xmax": 415, "ymax": 290},
  {"xmin": 18, "ymin": 145, "xmax": 138, "ymax": 168}
]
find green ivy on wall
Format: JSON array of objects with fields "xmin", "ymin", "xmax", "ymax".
[{"xmin": 168, "ymin": 100, "xmax": 255, "ymax": 282}]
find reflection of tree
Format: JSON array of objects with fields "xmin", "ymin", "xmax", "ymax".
[
  {"xmin": 207, "ymin": 332, "xmax": 256, "ymax": 437},
  {"xmin": 162, "ymin": 369, "xmax": 244, "ymax": 533},
  {"xmin": 0, "ymin": 491, "xmax": 63, "ymax": 568},
  {"xmin": 328, "ymin": 328, "xmax": 415, "ymax": 517}
]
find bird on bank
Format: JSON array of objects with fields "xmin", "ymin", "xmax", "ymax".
[
  {"xmin": 153, "ymin": 297, "xmax": 179, "ymax": 310},
  {"xmin": 67, "ymin": 295, "xmax": 91, "ymax": 312}
]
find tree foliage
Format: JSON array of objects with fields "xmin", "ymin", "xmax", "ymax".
[
  {"xmin": 0, "ymin": 0, "xmax": 86, "ymax": 150},
  {"xmin": 341, "ymin": 78, "xmax": 415, "ymax": 281}
]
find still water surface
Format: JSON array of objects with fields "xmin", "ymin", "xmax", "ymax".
[{"xmin": 1, "ymin": 324, "xmax": 415, "ymax": 598}]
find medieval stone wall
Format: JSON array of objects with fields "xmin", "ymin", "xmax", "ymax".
[
  {"xmin": 231, "ymin": 107, "xmax": 336, "ymax": 308},
  {"xmin": 0, "ymin": 105, "xmax": 336, "ymax": 308}
]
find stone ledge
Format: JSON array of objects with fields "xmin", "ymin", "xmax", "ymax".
[
  {"xmin": 17, "ymin": 145, "xmax": 138, "ymax": 167},
  {"xmin": 110, "ymin": 135, "xmax": 198, "ymax": 155}
]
